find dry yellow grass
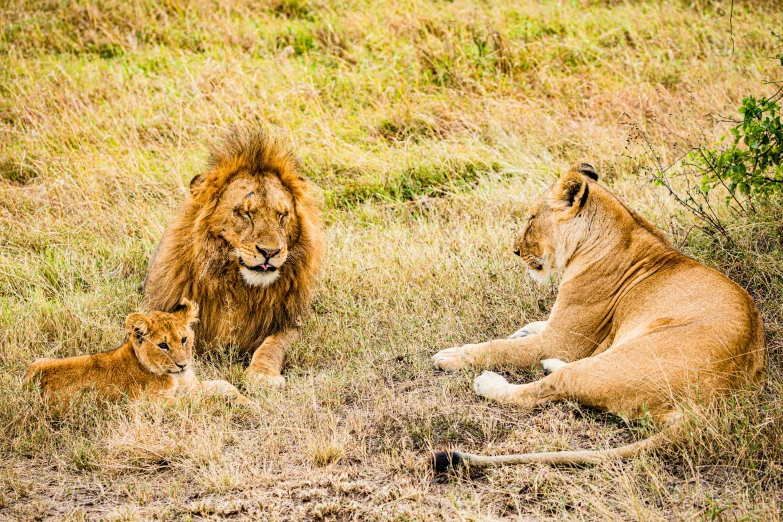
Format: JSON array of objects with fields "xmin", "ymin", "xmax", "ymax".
[{"xmin": 1, "ymin": 0, "xmax": 782, "ymax": 519}]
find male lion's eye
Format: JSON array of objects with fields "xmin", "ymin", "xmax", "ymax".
[
  {"xmin": 181, "ymin": 337, "xmax": 187, "ymax": 346},
  {"xmin": 233, "ymin": 209, "xmax": 251, "ymax": 222},
  {"xmin": 279, "ymin": 211, "xmax": 289, "ymax": 224},
  {"xmin": 158, "ymin": 342, "xmax": 170, "ymax": 351}
]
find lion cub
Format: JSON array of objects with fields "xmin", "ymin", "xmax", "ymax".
[{"xmin": 25, "ymin": 299, "xmax": 250, "ymax": 407}]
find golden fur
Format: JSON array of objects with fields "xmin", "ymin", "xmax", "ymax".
[
  {"xmin": 431, "ymin": 164, "xmax": 766, "ymax": 469},
  {"xmin": 25, "ymin": 300, "xmax": 249, "ymax": 408},
  {"xmin": 143, "ymin": 129, "xmax": 325, "ymax": 387}
]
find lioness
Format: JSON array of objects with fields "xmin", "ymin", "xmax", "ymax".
[
  {"xmin": 431, "ymin": 164, "xmax": 766, "ymax": 470},
  {"xmin": 25, "ymin": 299, "xmax": 249, "ymax": 407},
  {"xmin": 143, "ymin": 129, "xmax": 325, "ymax": 388}
]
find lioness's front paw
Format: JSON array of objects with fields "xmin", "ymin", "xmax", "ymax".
[
  {"xmin": 541, "ymin": 358, "xmax": 567, "ymax": 376},
  {"xmin": 508, "ymin": 320, "xmax": 547, "ymax": 339},
  {"xmin": 508, "ymin": 327, "xmax": 532, "ymax": 339},
  {"xmin": 245, "ymin": 370, "xmax": 286, "ymax": 389},
  {"xmin": 432, "ymin": 345, "xmax": 474, "ymax": 371},
  {"xmin": 473, "ymin": 371, "xmax": 511, "ymax": 401}
]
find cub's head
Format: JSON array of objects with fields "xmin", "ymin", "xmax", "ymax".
[
  {"xmin": 125, "ymin": 299, "xmax": 199, "ymax": 376},
  {"xmin": 189, "ymin": 129, "xmax": 317, "ymax": 287},
  {"xmin": 513, "ymin": 163, "xmax": 597, "ymax": 283}
]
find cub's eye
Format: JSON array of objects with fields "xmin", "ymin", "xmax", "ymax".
[
  {"xmin": 158, "ymin": 342, "xmax": 170, "ymax": 351},
  {"xmin": 181, "ymin": 337, "xmax": 188, "ymax": 346}
]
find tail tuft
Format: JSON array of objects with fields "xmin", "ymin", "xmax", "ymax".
[{"xmin": 432, "ymin": 451, "xmax": 463, "ymax": 472}]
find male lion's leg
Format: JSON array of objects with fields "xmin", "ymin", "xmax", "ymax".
[
  {"xmin": 246, "ymin": 327, "xmax": 299, "ymax": 388},
  {"xmin": 432, "ymin": 335, "xmax": 551, "ymax": 372},
  {"xmin": 508, "ymin": 320, "xmax": 548, "ymax": 340}
]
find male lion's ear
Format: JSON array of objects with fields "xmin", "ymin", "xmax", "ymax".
[
  {"xmin": 125, "ymin": 313, "xmax": 151, "ymax": 343},
  {"xmin": 549, "ymin": 170, "xmax": 589, "ymax": 213},
  {"xmin": 174, "ymin": 298, "xmax": 200, "ymax": 326},
  {"xmin": 190, "ymin": 174, "xmax": 206, "ymax": 195},
  {"xmin": 569, "ymin": 162, "xmax": 598, "ymax": 181}
]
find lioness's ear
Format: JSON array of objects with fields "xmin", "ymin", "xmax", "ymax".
[
  {"xmin": 569, "ymin": 162, "xmax": 598, "ymax": 181},
  {"xmin": 174, "ymin": 298, "xmax": 199, "ymax": 326},
  {"xmin": 125, "ymin": 313, "xmax": 151, "ymax": 343},
  {"xmin": 190, "ymin": 174, "xmax": 206, "ymax": 195},
  {"xmin": 549, "ymin": 170, "xmax": 589, "ymax": 213}
]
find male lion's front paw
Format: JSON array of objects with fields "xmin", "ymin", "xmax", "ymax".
[
  {"xmin": 432, "ymin": 345, "xmax": 474, "ymax": 371},
  {"xmin": 245, "ymin": 369, "xmax": 286, "ymax": 389},
  {"xmin": 473, "ymin": 371, "xmax": 511, "ymax": 402}
]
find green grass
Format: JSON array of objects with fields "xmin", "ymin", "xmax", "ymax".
[{"xmin": 1, "ymin": 0, "xmax": 782, "ymax": 519}]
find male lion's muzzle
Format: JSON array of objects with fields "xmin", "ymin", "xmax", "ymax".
[{"xmin": 239, "ymin": 257, "xmax": 278, "ymax": 273}]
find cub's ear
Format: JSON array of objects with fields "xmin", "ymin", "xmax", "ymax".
[
  {"xmin": 125, "ymin": 313, "xmax": 151, "ymax": 343},
  {"xmin": 190, "ymin": 174, "xmax": 206, "ymax": 195},
  {"xmin": 549, "ymin": 170, "xmax": 590, "ymax": 213},
  {"xmin": 569, "ymin": 162, "xmax": 598, "ymax": 181},
  {"xmin": 174, "ymin": 298, "xmax": 199, "ymax": 326}
]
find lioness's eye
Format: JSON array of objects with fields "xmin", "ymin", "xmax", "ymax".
[
  {"xmin": 158, "ymin": 342, "xmax": 170, "ymax": 351},
  {"xmin": 181, "ymin": 337, "xmax": 187, "ymax": 346}
]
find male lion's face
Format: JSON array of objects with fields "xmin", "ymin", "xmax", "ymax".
[
  {"xmin": 214, "ymin": 174, "xmax": 295, "ymax": 287},
  {"xmin": 126, "ymin": 299, "xmax": 198, "ymax": 376}
]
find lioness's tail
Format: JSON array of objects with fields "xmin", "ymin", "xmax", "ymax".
[{"xmin": 432, "ymin": 423, "xmax": 679, "ymax": 472}]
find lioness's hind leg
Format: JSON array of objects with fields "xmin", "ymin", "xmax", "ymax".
[{"xmin": 508, "ymin": 320, "xmax": 548, "ymax": 339}]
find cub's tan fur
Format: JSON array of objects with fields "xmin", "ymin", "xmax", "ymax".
[
  {"xmin": 143, "ymin": 129, "xmax": 325, "ymax": 388},
  {"xmin": 431, "ymin": 164, "xmax": 766, "ymax": 469},
  {"xmin": 25, "ymin": 299, "xmax": 249, "ymax": 407}
]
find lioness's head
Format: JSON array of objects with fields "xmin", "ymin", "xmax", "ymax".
[
  {"xmin": 513, "ymin": 163, "xmax": 598, "ymax": 283},
  {"xmin": 125, "ymin": 299, "xmax": 199, "ymax": 375},
  {"xmin": 188, "ymin": 129, "xmax": 317, "ymax": 288}
]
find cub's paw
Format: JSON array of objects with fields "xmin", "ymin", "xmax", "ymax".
[
  {"xmin": 432, "ymin": 346, "xmax": 474, "ymax": 371},
  {"xmin": 202, "ymin": 380, "xmax": 252, "ymax": 405},
  {"xmin": 245, "ymin": 369, "xmax": 286, "ymax": 389},
  {"xmin": 473, "ymin": 371, "xmax": 511, "ymax": 402}
]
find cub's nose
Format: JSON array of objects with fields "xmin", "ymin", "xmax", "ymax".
[
  {"xmin": 256, "ymin": 246, "xmax": 281, "ymax": 258},
  {"xmin": 513, "ymin": 249, "xmax": 521, "ymax": 257},
  {"xmin": 175, "ymin": 362, "xmax": 188, "ymax": 370}
]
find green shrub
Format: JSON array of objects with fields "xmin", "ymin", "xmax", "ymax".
[{"xmin": 688, "ymin": 95, "xmax": 783, "ymax": 203}]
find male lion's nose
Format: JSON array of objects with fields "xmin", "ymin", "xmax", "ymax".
[{"xmin": 256, "ymin": 246, "xmax": 281, "ymax": 259}]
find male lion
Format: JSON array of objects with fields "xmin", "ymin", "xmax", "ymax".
[
  {"xmin": 25, "ymin": 299, "xmax": 249, "ymax": 407},
  {"xmin": 431, "ymin": 164, "xmax": 766, "ymax": 470},
  {"xmin": 143, "ymin": 130, "xmax": 324, "ymax": 387}
]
